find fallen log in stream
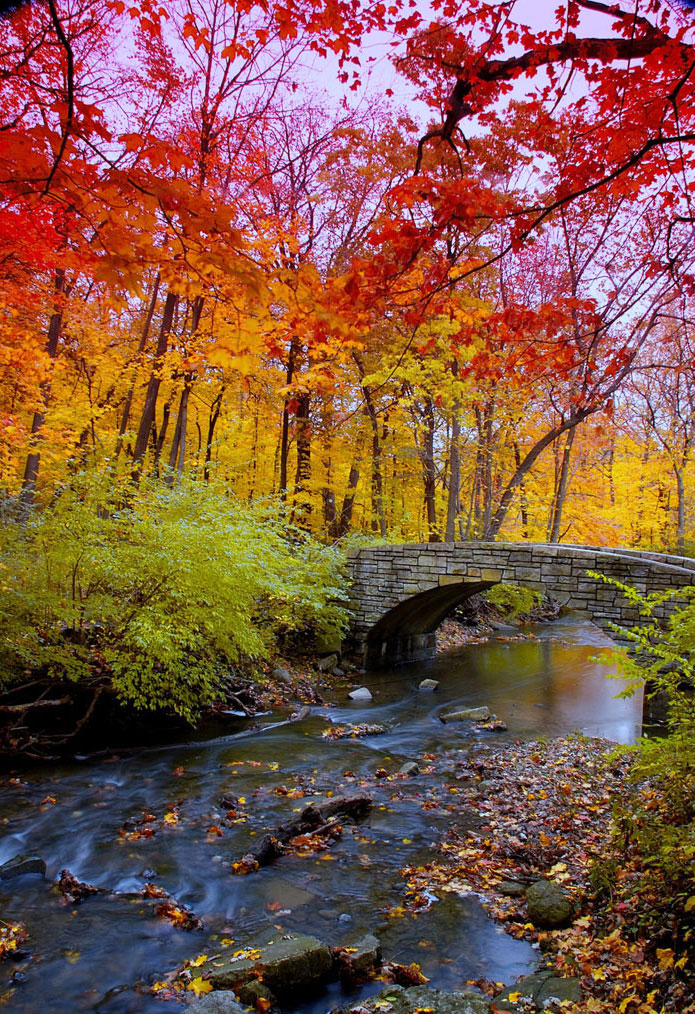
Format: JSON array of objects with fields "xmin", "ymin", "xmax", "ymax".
[{"xmin": 235, "ymin": 794, "xmax": 372, "ymax": 872}]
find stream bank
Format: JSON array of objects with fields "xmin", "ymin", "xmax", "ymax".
[{"xmin": 0, "ymin": 617, "xmax": 642, "ymax": 1013}]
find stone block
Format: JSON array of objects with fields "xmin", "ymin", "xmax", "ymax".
[
  {"xmin": 513, "ymin": 567, "xmax": 542, "ymax": 580},
  {"xmin": 480, "ymin": 568, "xmax": 503, "ymax": 581}
]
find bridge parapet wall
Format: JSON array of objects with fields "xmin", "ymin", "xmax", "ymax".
[{"xmin": 346, "ymin": 542, "xmax": 695, "ymax": 667}]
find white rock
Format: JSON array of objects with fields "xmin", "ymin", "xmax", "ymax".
[{"xmin": 348, "ymin": 687, "xmax": 372, "ymax": 701}]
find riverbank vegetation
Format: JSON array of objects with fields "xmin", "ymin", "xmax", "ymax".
[{"xmin": 0, "ymin": 472, "xmax": 349, "ymax": 754}]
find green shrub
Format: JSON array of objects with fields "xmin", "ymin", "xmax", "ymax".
[
  {"xmin": 592, "ymin": 577, "xmax": 695, "ymax": 929},
  {"xmin": 484, "ymin": 582, "xmax": 543, "ymax": 619},
  {"xmin": 0, "ymin": 472, "xmax": 350, "ymax": 722}
]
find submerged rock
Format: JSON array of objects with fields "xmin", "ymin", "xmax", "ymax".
[
  {"xmin": 525, "ymin": 879, "xmax": 574, "ymax": 928},
  {"xmin": 333, "ymin": 984, "xmax": 490, "ymax": 1014},
  {"xmin": 493, "ymin": 970, "xmax": 581, "ymax": 1011},
  {"xmin": 201, "ymin": 932, "xmax": 333, "ymax": 999},
  {"xmin": 418, "ymin": 679, "xmax": 439, "ymax": 691},
  {"xmin": 398, "ymin": 761, "xmax": 420, "ymax": 776},
  {"xmin": 0, "ymin": 854, "xmax": 46, "ymax": 880},
  {"xmin": 348, "ymin": 687, "xmax": 372, "ymax": 701},
  {"xmin": 441, "ymin": 706, "xmax": 490, "ymax": 723}
]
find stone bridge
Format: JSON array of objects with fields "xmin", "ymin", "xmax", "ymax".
[{"xmin": 346, "ymin": 542, "xmax": 695, "ymax": 667}]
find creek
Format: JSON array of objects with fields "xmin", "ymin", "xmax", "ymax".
[{"xmin": 0, "ymin": 617, "xmax": 642, "ymax": 1013}]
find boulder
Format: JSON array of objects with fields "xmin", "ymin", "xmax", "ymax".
[
  {"xmin": 493, "ymin": 970, "xmax": 581, "ymax": 1011},
  {"xmin": 201, "ymin": 933, "xmax": 333, "ymax": 999},
  {"xmin": 398, "ymin": 762, "xmax": 420, "ymax": 776},
  {"xmin": 271, "ymin": 668, "xmax": 292, "ymax": 683},
  {"xmin": 333, "ymin": 984, "xmax": 490, "ymax": 1014},
  {"xmin": 235, "ymin": 980, "xmax": 276, "ymax": 1007},
  {"xmin": 525, "ymin": 879, "xmax": 574, "ymax": 928},
  {"xmin": 441, "ymin": 706, "xmax": 490, "ymax": 723},
  {"xmin": 0, "ymin": 854, "xmax": 46, "ymax": 880},
  {"xmin": 318, "ymin": 654, "xmax": 339, "ymax": 672},
  {"xmin": 334, "ymin": 933, "xmax": 382, "ymax": 983},
  {"xmin": 348, "ymin": 687, "xmax": 372, "ymax": 701},
  {"xmin": 418, "ymin": 679, "xmax": 439, "ymax": 691},
  {"xmin": 187, "ymin": 993, "xmax": 247, "ymax": 1014}
]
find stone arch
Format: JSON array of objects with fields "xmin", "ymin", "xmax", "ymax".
[
  {"xmin": 347, "ymin": 542, "xmax": 695, "ymax": 668},
  {"xmin": 364, "ymin": 579, "xmax": 495, "ymax": 667}
]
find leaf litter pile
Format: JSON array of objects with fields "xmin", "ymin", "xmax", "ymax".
[{"xmin": 396, "ymin": 736, "xmax": 694, "ymax": 1014}]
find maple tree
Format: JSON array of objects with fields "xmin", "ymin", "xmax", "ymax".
[{"xmin": 0, "ymin": 0, "xmax": 693, "ymax": 548}]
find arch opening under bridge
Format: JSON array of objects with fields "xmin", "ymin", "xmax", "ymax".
[{"xmin": 345, "ymin": 542, "xmax": 695, "ymax": 668}]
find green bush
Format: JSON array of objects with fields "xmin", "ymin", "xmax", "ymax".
[
  {"xmin": 592, "ymin": 577, "xmax": 695, "ymax": 929},
  {"xmin": 0, "ymin": 472, "xmax": 350, "ymax": 721},
  {"xmin": 484, "ymin": 582, "xmax": 543, "ymax": 619}
]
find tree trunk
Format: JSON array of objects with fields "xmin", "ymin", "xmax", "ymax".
[
  {"xmin": 421, "ymin": 397, "xmax": 440, "ymax": 542},
  {"xmin": 279, "ymin": 338, "xmax": 298, "ymax": 498},
  {"xmin": 675, "ymin": 466, "xmax": 686, "ymax": 553},
  {"xmin": 353, "ymin": 353, "xmax": 386, "ymax": 537},
  {"xmin": 167, "ymin": 378, "xmax": 191, "ymax": 478},
  {"xmin": 445, "ymin": 407, "xmax": 461, "ymax": 541},
  {"xmin": 132, "ymin": 290, "xmax": 178, "ymax": 469},
  {"xmin": 115, "ymin": 273, "xmax": 160, "ymax": 459},
  {"xmin": 486, "ymin": 409, "xmax": 592, "ymax": 539},
  {"xmin": 337, "ymin": 459, "xmax": 360, "ymax": 538},
  {"xmin": 153, "ymin": 401, "xmax": 170, "ymax": 475},
  {"xmin": 20, "ymin": 269, "xmax": 66, "ymax": 508},
  {"xmin": 513, "ymin": 442, "xmax": 530, "ymax": 539},
  {"xmin": 548, "ymin": 427, "xmax": 576, "ymax": 543},
  {"xmin": 291, "ymin": 391, "xmax": 312, "ymax": 524},
  {"xmin": 204, "ymin": 389, "xmax": 224, "ymax": 482}
]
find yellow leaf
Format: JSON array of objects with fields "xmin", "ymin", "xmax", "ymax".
[
  {"xmin": 187, "ymin": 977, "xmax": 212, "ymax": 997},
  {"xmin": 507, "ymin": 991, "xmax": 522, "ymax": 1001},
  {"xmin": 189, "ymin": 954, "xmax": 208, "ymax": 967},
  {"xmin": 657, "ymin": 947, "xmax": 674, "ymax": 970}
]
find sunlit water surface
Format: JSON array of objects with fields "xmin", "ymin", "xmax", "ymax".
[{"xmin": 0, "ymin": 618, "xmax": 641, "ymax": 1012}]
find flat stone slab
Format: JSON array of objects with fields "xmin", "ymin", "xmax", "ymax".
[
  {"xmin": 493, "ymin": 970, "xmax": 581, "ymax": 1011},
  {"xmin": 201, "ymin": 933, "xmax": 333, "ymax": 997},
  {"xmin": 334, "ymin": 984, "xmax": 490, "ymax": 1014},
  {"xmin": 0, "ymin": 854, "xmax": 46, "ymax": 880},
  {"xmin": 441, "ymin": 706, "xmax": 490, "ymax": 723}
]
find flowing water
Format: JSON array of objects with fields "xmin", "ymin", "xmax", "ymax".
[{"xmin": 0, "ymin": 618, "xmax": 642, "ymax": 1013}]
